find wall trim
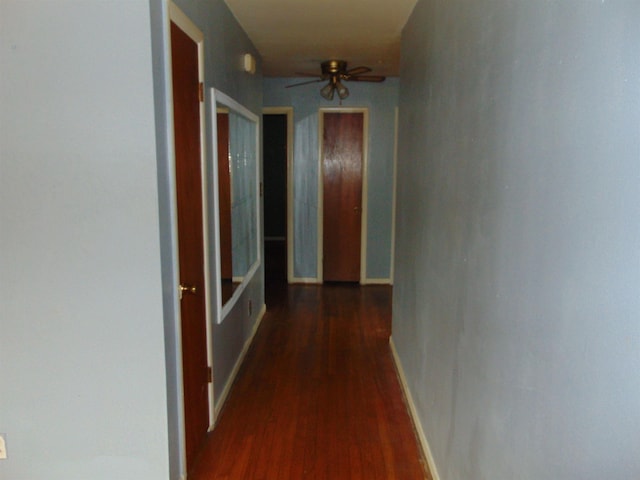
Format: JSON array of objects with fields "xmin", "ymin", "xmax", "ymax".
[
  {"xmin": 389, "ymin": 107, "xmax": 399, "ymax": 284},
  {"xmin": 361, "ymin": 277, "xmax": 393, "ymax": 285},
  {"xmin": 213, "ymin": 303, "xmax": 267, "ymax": 421},
  {"xmin": 289, "ymin": 277, "xmax": 321, "ymax": 284},
  {"xmin": 168, "ymin": 3, "xmax": 204, "ymax": 43},
  {"xmin": 389, "ymin": 336, "xmax": 442, "ymax": 480}
]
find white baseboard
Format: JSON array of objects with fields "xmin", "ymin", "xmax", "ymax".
[
  {"xmin": 287, "ymin": 278, "xmax": 393, "ymax": 285},
  {"xmin": 361, "ymin": 277, "xmax": 393, "ymax": 285},
  {"xmin": 389, "ymin": 336, "xmax": 441, "ymax": 480},
  {"xmin": 288, "ymin": 276, "xmax": 320, "ymax": 284},
  {"xmin": 214, "ymin": 303, "xmax": 267, "ymax": 419}
]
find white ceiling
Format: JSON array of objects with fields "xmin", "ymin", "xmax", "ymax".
[{"xmin": 224, "ymin": 0, "xmax": 418, "ymax": 77}]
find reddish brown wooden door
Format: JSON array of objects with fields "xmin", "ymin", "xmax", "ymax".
[
  {"xmin": 170, "ymin": 21, "xmax": 209, "ymax": 471},
  {"xmin": 217, "ymin": 112, "xmax": 232, "ymax": 282},
  {"xmin": 322, "ymin": 112, "xmax": 364, "ymax": 282}
]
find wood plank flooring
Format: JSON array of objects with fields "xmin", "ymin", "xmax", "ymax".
[{"xmin": 190, "ymin": 242, "xmax": 430, "ymax": 479}]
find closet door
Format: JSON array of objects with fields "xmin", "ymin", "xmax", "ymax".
[{"xmin": 322, "ymin": 112, "xmax": 364, "ymax": 282}]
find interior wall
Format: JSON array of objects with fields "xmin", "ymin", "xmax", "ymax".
[
  {"xmin": 393, "ymin": 1, "xmax": 640, "ymax": 479},
  {"xmin": 263, "ymin": 78, "xmax": 398, "ymax": 281},
  {"xmin": 1, "ymin": 2, "xmax": 169, "ymax": 479},
  {"xmin": 0, "ymin": 0, "xmax": 263, "ymax": 478}
]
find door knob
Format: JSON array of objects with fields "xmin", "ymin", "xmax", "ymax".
[{"xmin": 179, "ymin": 284, "xmax": 197, "ymax": 300}]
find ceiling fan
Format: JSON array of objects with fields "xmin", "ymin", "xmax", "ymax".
[{"xmin": 285, "ymin": 60, "xmax": 386, "ymax": 100}]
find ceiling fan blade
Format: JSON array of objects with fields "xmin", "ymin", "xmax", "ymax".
[
  {"xmin": 347, "ymin": 75, "xmax": 386, "ymax": 83},
  {"xmin": 285, "ymin": 78, "xmax": 325, "ymax": 88},
  {"xmin": 346, "ymin": 66, "xmax": 372, "ymax": 76}
]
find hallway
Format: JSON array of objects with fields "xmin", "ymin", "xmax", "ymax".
[{"xmin": 189, "ymin": 242, "xmax": 430, "ymax": 479}]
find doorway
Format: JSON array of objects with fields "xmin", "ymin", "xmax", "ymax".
[
  {"xmin": 320, "ymin": 109, "xmax": 368, "ymax": 283},
  {"xmin": 169, "ymin": 4, "xmax": 211, "ymax": 473},
  {"xmin": 263, "ymin": 108, "xmax": 293, "ymax": 288}
]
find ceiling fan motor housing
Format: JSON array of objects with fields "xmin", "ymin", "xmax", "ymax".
[{"xmin": 321, "ymin": 60, "xmax": 348, "ymax": 76}]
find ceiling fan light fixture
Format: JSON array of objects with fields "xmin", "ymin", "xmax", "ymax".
[
  {"xmin": 336, "ymin": 80, "xmax": 349, "ymax": 99},
  {"xmin": 320, "ymin": 82, "xmax": 335, "ymax": 100},
  {"xmin": 286, "ymin": 60, "xmax": 384, "ymax": 100}
]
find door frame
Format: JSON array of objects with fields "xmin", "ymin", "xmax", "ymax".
[
  {"xmin": 168, "ymin": 0, "xmax": 215, "ymax": 468},
  {"xmin": 262, "ymin": 107, "xmax": 294, "ymax": 283},
  {"xmin": 318, "ymin": 107, "xmax": 369, "ymax": 283}
]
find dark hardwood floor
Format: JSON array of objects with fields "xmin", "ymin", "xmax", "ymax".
[{"xmin": 190, "ymin": 240, "xmax": 430, "ymax": 479}]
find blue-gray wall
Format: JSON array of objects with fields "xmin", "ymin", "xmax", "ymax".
[
  {"xmin": 264, "ymin": 78, "xmax": 398, "ymax": 281},
  {"xmin": 1, "ymin": 1, "xmax": 169, "ymax": 478},
  {"xmin": 393, "ymin": 1, "xmax": 640, "ymax": 479},
  {"xmin": 1, "ymin": 1, "xmax": 263, "ymax": 479}
]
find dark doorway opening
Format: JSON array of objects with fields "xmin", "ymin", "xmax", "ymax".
[{"xmin": 263, "ymin": 113, "xmax": 288, "ymax": 296}]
